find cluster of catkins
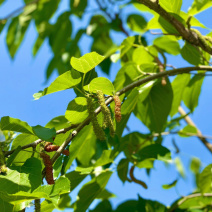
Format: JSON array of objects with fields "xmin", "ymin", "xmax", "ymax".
[
  {"xmin": 40, "ymin": 152, "xmax": 54, "ymax": 184},
  {"xmin": 87, "ymin": 90, "xmax": 122, "ymax": 140},
  {"xmin": 41, "ymin": 142, "xmax": 70, "ymax": 185}
]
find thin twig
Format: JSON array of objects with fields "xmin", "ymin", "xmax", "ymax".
[
  {"xmin": 50, "ymin": 65, "xmax": 212, "ymax": 164},
  {"xmin": 178, "ymin": 106, "xmax": 212, "ymax": 152},
  {"xmin": 4, "ymin": 124, "xmax": 79, "ymax": 157},
  {"xmin": 168, "ymin": 193, "xmax": 212, "ymax": 212},
  {"xmin": 137, "ymin": 0, "xmax": 212, "ymax": 54},
  {"xmin": 150, "ymin": 31, "xmax": 180, "ymax": 36}
]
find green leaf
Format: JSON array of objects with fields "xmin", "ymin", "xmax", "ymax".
[
  {"xmin": 6, "ymin": 146, "xmax": 22, "ymax": 167},
  {"xmin": 89, "ymin": 200, "xmax": 113, "ymax": 212},
  {"xmin": 183, "ymin": 75, "xmax": 204, "ymax": 112},
  {"xmin": 96, "ymin": 189, "xmax": 116, "ymax": 199},
  {"xmin": 134, "ymin": 79, "xmax": 173, "ymax": 133},
  {"xmin": 120, "ymin": 36, "xmax": 135, "ymax": 57},
  {"xmin": 70, "ymin": 0, "xmax": 87, "ymax": 17},
  {"xmin": 0, "ymin": 116, "xmax": 33, "ymax": 134},
  {"xmin": 33, "ymin": 70, "xmax": 81, "ymax": 99},
  {"xmin": 117, "ymin": 158, "xmax": 129, "ymax": 184},
  {"xmin": 71, "ymin": 52, "xmax": 105, "ymax": 74},
  {"xmin": 188, "ymin": 0, "xmax": 212, "ymax": 15},
  {"xmin": 127, "ymin": 14, "xmax": 147, "ymax": 32},
  {"xmin": 170, "ymin": 74, "xmax": 190, "ymax": 116},
  {"xmin": 65, "ymin": 97, "xmax": 88, "ymax": 124},
  {"xmin": 132, "ymin": 46, "xmax": 154, "ymax": 65},
  {"xmin": 198, "ymin": 164, "xmax": 212, "ymax": 193},
  {"xmin": 179, "ymin": 195, "xmax": 212, "ymax": 209},
  {"xmin": 175, "ymin": 157, "xmax": 186, "ymax": 178},
  {"xmin": 65, "ymin": 171, "xmax": 88, "ymax": 191},
  {"xmin": 190, "ymin": 157, "xmax": 201, "ymax": 174},
  {"xmin": 94, "ymin": 150, "xmax": 114, "ymax": 167},
  {"xmin": 159, "ymin": 0, "xmax": 182, "ymax": 14},
  {"xmin": 114, "ymin": 62, "xmax": 139, "ymax": 91},
  {"xmin": 32, "ymin": 125, "xmax": 56, "ymax": 141},
  {"xmin": 11, "ymin": 134, "xmax": 39, "ymax": 166},
  {"xmin": 65, "ymin": 124, "xmax": 96, "ymax": 172},
  {"xmin": 49, "ymin": 12, "xmax": 72, "ymax": 55},
  {"xmin": 162, "ymin": 179, "xmax": 178, "ymax": 189},
  {"xmin": 6, "ymin": 16, "xmax": 30, "ymax": 58},
  {"xmin": 88, "ymin": 77, "xmax": 115, "ymax": 95},
  {"xmin": 135, "ymin": 144, "xmax": 171, "ymax": 162},
  {"xmin": 73, "ymin": 171, "xmax": 112, "ymax": 212},
  {"xmin": 179, "ymin": 125, "xmax": 198, "ymax": 137},
  {"xmin": 53, "ymin": 156, "xmax": 63, "ymax": 179},
  {"xmin": 153, "ymin": 36, "xmax": 180, "ymax": 55},
  {"xmin": 45, "ymin": 116, "xmax": 70, "ymax": 131},
  {"xmin": 181, "ymin": 42, "xmax": 202, "ymax": 65}
]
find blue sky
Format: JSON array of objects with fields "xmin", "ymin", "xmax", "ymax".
[{"xmin": 0, "ymin": 0, "xmax": 212, "ymax": 211}]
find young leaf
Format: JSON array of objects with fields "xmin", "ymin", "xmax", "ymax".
[
  {"xmin": 159, "ymin": 0, "xmax": 182, "ymax": 14},
  {"xmin": 0, "ymin": 116, "xmax": 33, "ymax": 134},
  {"xmin": 65, "ymin": 97, "xmax": 88, "ymax": 124},
  {"xmin": 89, "ymin": 77, "xmax": 115, "ymax": 95},
  {"xmin": 162, "ymin": 179, "xmax": 178, "ymax": 189},
  {"xmin": 33, "ymin": 70, "xmax": 81, "ymax": 100},
  {"xmin": 71, "ymin": 52, "xmax": 105, "ymax": 73}
]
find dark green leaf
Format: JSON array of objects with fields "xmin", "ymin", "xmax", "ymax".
[
  {"xmin": 32, "ymin": 125, "xmax": 56, "ymax": 141},
  {"xmin": 183, "ymin": 74, "xmax": 204, "ymax": 112},
  {"xmin": 127, "ymin": 14, "xmax": 147, "ymax": 32},
  {"xmin": 117, "ymin": 158, "xmax": 129, "ymax": 184},
  {"xmin": 70, "ymin": 0, "xmax": 87, "ymax": 17}
]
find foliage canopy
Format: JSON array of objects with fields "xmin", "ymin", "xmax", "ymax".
[{"xmin": 0, "ymin": 0, "xmax": 212, "ymax": 211}]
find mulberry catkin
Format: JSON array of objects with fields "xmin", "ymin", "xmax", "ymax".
[
  {"xmin": 40, "ymin": 153, "xmax": 54, "ymax": 184},
  {"xmin": 44, "ymin": 142, "xmax": 70, "ymax": 156},
  {"xmin": 87, "ymin": 96, "xmax": 106, "ymax": 141},
  {"xmin": 114, "ymin": 95, "xmax": 122, "ymax": 122},
  {"xmin": 96, "ymin": 90, "xmax": 115, "ymax": 137}
]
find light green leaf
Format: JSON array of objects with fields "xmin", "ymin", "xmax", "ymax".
[
  {"xmin": 117, "ymin": 158, "xmax": 129, "ymax": 184},
  {"xmin": 132, "ymin": 46, "xmax": 154, "ymax": 65},
  {"xmin": 181, "ymin": 42, "xmax": 202, "ymax": 65},
  {"xmin": 73, "ymin": 171, "xmax": 112, "ymax": 212},
  {"xmin": 188, "ymin": 0, "xmax": 212, "ymax": 15},
  {"xmin": 11, "ymin": 134, "xmax": 39, "ymax": 166},
  {"xmin": 183, "ymin": 75, "xmax": 204, "ymax": 112},
  {"xmin": 88, "ymin": 77, "xmax": 115, "ymax": 95},
  {"xmin": 153, "ymin": 36, "xmax": 180, "ymax": 55},
  {"xmin": 120, "ymin": 36, "xmax": 135, "ymax": 57},
  {"xmin": 6, "ymin": 146, "xmax": 22, "ymax": 167},
  {"xmin": 0, "ymin": 116, "xmax": 33, "ymax": 134},
  {"xmin": 65, "ymin": 124, "xmax": 96, "ymax": 172},
  {"xmin": 65, "ymin": 97, "xmax": 88, "ymax": 124},
  {"xmin": 71, "ymin": 52, "xmax": 105, "ymax": 73},
  {"xmin": 94, "ymin": 150, "xmax": 114, "ymax": 167},
  {"xmin": 45, "ymin": 116, "xmax": 70, "ymax": 131},
  {"xmin": 159, "ymin": 0, "xmax": 182, "ymax": 14},
  {"xmin": 32, "ymin": 125, "xmax": 56, "ymax": 141},
  {"xmin": 175, "ymin": 157, "xmax": 186, "ymax": 178},
  {"xmin": 179, "ymin": 125, "xmax": 198, "ymax": 137},
  {"xmin": 162, "ymin": 179, "xmax": 178, "ymax": 189},
  {"xmin": 170, "ymin": 74, "xmax": 190, "ymax": 117},
  {"xmin": 127, "ymin": 14, "xmax": 147, "ymax": 32},
  {"xmin": 190, "ymin": 157, "xmax": 201, "ymax": 174},
  {"xmin": 198, "ymin": 164, "xmax": 212, "ymax": 193},
  {"xmin": 33, "ymin": 70, "xmax": 81, "ymax": 99},
  {"xmin": 134, "ymin": 79, "xmax": 173, "ymax": 133}
]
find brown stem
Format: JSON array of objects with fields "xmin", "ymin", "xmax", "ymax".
[
  {"xmin": 137, "ymin": 0, "xmax": 212, "ymax": 54},
  {"xmin": 129, "ymin": 166, "xmax": 147, "ymax": 189},
  {"xmin": 178, "ymin": 106, "xmax": 212, "ymax": 152}
]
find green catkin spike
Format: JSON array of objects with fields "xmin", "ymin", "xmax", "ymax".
[
  {"xmin": 87, "ymin": 96, "xmax": 106, "ymax": 141},
  {"xmin": 0, "ymin": 143, "xmax": 7, "ymax": 174},
  {"xmin": 34, "ymin": 199, "xmax": 41, "ymax": 212},
  {"xmin": 96, "ymin": 90, "xmax": 115, "ymax": 137}
]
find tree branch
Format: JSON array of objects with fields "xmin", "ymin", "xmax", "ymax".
[
  {"xmin": 178, "ymin": 106, "xmax": 212, "ymax": 152},
  {"xmin": 137, "ymin": 0, "xmax": 212, "ymax": 54},
  {"xmin": 4, "ymin": 124, "xmax": 79, "ymax": 157},
  {"xmin": 50, "ymin": 65, "xmax": 212, "ymax": 164},
  {"xmin": 168, "ymin": 193, "xmax": 212, "ymax": 212},
  {"xmin": 0, "ymin": 0, "xmax": 39, "ymax": 24}
]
